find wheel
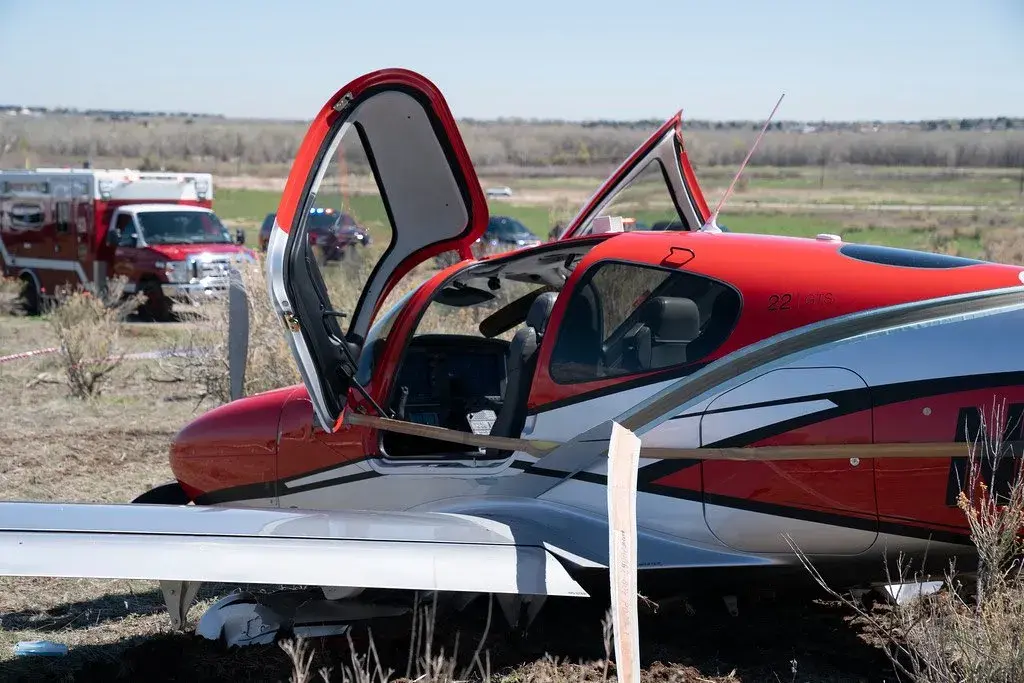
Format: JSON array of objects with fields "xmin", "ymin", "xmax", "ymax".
[
  {"xmin": 133, "ymin": 481, "xmax": 191, "ymax": 504},
  {"xmin": 139, "ymin": 278, "xmax": 173, "ymax": 322},
  {"xmin": 18, "ymin": 274, "xmax": 40, "ymax": 316}
]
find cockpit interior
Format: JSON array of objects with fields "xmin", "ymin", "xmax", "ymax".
[{"xmin": 377, "ymin": 238, "xmax": 603, "ymax": 462}]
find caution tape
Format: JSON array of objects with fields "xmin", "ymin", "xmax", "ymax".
[
  {"xmin": 0, "ymin": 347, "xmax": 60, "ymax": 364},
  {"xmin": 0, "ymin": 346, "xmax": 212, "ymax": 365}
]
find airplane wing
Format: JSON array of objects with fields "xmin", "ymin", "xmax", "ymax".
[{"xmin": 0, "ymin": 501, "xmax": 589, "ymax": 599}]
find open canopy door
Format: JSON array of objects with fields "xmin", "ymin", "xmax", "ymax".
[
  {"xmin": 267, "ymin": 68, "xmax": 489, "ymax": 431},
  {"xmin": 559, "ymin": 113, "xmax": 711, "ymax": 239}
]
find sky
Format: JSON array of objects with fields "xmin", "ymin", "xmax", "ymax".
[{"xmin": 1, "ymin": 0, "xmax": 1022, "ymax": 122}]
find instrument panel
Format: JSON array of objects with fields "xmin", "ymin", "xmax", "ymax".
[{"xmin": 388, "ymin": 334, "xmax": 509, "ymax": 424}]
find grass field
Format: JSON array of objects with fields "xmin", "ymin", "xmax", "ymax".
[{"xmin": 2, "ymin": 156, "xmax": 1024, "ymax": 681}]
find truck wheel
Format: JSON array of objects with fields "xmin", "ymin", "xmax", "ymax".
[
  {"xmin": 18, "ymin": 274, "xmax": 40, "ymax": 316},
  {"xmin": 139, "ymin": 278, "xmax": 173, "ymax": 322},
  {"xmin": 132, "ymin": 481, "xmax": 191, "ymax": 504}
]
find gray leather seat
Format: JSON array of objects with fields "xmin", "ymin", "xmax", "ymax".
[
  {"xmin": 485, "ymin": 291, "xmax": 558, "ymax": 458},
  {"xmin": 634, "ymin": 296, "xmax": 701, "ymax": 370}
]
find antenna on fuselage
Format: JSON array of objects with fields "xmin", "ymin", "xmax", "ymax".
[{"xmin": 700, "ymin": 92, "xmax": 785, "ymax": 232}]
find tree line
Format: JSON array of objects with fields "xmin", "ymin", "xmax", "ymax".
[{"xmin": 2, "ymin": 114, "xmax": 1022, "ymax": 173}]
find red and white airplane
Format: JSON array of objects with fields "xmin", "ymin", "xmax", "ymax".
[{"xmin": 2, "ymin": 68, "xmax": 1024, "ymax": 645}]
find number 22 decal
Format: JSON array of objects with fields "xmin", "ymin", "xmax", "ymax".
[{"xmin": 767, "ymin": 293, "xmax": 792, "ymax": 311}]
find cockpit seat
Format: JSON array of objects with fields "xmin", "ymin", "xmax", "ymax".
[
  {"xmin": 634, "ymin": 296, "xmax": 701, "ymax": 370},
  {"xmin": 485, "ymin": 291, "xmax": 558, "ymax": 457}
]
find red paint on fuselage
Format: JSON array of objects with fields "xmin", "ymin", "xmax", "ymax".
[
  {"xmin": 170, "ymin": 385, "xmax": 286, "ymax": 495},
  {"xmin": 527, "ymin": 231, "xmax": 1023, "ymax": 412},
  {"xmin": 873, "ymin": 386, "xmax": 1024, "ymax": 534},
  {"xmin": 697, "ymin": 411, "xmax": 877, "ymax": 520}
]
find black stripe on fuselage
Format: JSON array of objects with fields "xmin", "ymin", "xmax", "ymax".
[{"xmin": 193, "ymin": 458, "xmax": 380, "ymax": 505}]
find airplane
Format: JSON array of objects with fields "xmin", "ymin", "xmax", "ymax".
[{"xmin": 2, "ymin": 67, "xmax": 1024, "ymax": 648}]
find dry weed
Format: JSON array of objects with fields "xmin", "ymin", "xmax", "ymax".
[
  {"xmin": 983, "ymin": 227, "xmax": 1024, "ymax": 265},
  {"xmin": 792, "ymin": 398, "xmax": 1024, "ymax": 683},
  {"xmin": 46, "ymin": 276, "xmax": 145, "ymax": 398},
  {"xmin": 151, "ymin": 255, "xmax": 301, "ymax": 406},
  {"xmin": 0, "ymin": 275, "xmax": 24, "ymax": 316},
  {"xmin": 278, "ymin": 593, "xmax": 500, "ymax": 683}
]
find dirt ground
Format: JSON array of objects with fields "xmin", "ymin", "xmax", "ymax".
[{"xmin": 0, "ymin": 313, "xmax": 903, "ymax": 682}]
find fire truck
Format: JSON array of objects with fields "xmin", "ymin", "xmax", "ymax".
[{"xmin": 0, "ymin": 167, "xmax": 255, "ymax": 320}]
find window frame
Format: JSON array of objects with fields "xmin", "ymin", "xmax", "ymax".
[
  {"xmin": 546, "ymin": 257, "xmax": 743, "ymax": 386},
  {"xmin": 575, "ymin": 156, "xmax": 687, "ymax": 237}
]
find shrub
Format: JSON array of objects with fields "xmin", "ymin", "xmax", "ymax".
[
  {"xmin": 154, "ymin": 255, "xmax": 302, "ymax": 405},
  {"xmin": 47, "ymin": 276, "xmax": 145, "ymax": 398}
]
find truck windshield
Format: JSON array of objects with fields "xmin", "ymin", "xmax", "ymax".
[{"xmin": 136, "ymin": 210, "xmax": 233, "ymax": 245}]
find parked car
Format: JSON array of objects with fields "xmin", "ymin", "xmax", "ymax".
[
  {"xmin": 332, "ymin": 211, "xmax": 373, "ymax": 251},
  {"xmin": 259, "ymin": 208, "xmax": 371, "ymax": 260},
  {"xmin": 475, "ymin": 215, "xmax": 541, "ymax": 255},
  {"xmin": 435, "ymin": 215, "xmax": 542, "ymax": 267}
]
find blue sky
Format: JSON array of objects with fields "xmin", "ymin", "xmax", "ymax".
[{"xmin": 1, "ymin": 0, "xmax": 1021, "ymax": 121}]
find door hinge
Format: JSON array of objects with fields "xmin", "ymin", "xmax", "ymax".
[
  {"xmin": 282, "ymin": 312, "xmax": 300, "ymax": 332},
  {"xmin": 333, "ymin": 92, "xmax": 353, "ymax": 113}
]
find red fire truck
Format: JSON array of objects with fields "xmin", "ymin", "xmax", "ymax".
[{"xmin": 0, "ymin": 167, "xmax": 255, "ymax": 320}]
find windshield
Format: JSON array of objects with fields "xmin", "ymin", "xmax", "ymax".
[
  {"xmin": 353, "ymin": 288, "xmax": 416, "ymax": 386},
  {"xmin": 136, "ymin": 210, "xmax": 233, "ymax": 245}
]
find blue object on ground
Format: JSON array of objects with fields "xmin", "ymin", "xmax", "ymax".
[{"xmin": 13, "ymin": 640, "xmax": 68, "ymax": 657}]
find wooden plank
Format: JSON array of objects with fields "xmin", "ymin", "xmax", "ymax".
[
  {"xmin": 343, "ymin": 413, "xmax": 973, "ymax": 462},
  {"xmin": 642, "ymin": 442, "xmax": 971, "ymax": 461},
  {"xmin": 342, "ymin": 412, "xmax": 561, "ymax": 457},
  {"xmin": 606, "ymin": 421, "xmax": 641, "ymax": 683}
]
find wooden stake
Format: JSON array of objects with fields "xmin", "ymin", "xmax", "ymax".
[{"xmin": 607, "ymin": 421, "xmax": 641, "ymax": 683}]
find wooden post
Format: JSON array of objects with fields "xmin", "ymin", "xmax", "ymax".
[
  {"xmin": 92, "ymin": 261, "xmax": 108, "ymax": 299},
  {"xmin": 607, "ymin": 421, "xmax": 642, "ymax": 683}
]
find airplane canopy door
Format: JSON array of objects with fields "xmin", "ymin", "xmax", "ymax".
[
  {"xmin": 266, "ymin": 69, "xmax": 490, "ymax": 432},
  {"xmin": 699, "ymin": 367, "xmax": 879, "ymax": 555},
  {"xmin": 558, "ymin": 113, "xmax": 711, "ymax": 239}
]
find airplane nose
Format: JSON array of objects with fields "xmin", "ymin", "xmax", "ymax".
[{"xmin": 170, "ymin": 388, "xmax": 290, "ymax": 500}]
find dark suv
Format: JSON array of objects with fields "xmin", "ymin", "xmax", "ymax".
[
  {"xmin": 258, "ymin": 208, "xmax": 371, "ymax": 259},
  {"xmin": 434, "ymin": 215, "xmax": 541, "ymax": 268},
  {"xmin": 475, "ymin": 216, "xmax": 541, "ymax": 255}
]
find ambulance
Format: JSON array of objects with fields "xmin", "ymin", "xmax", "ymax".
[{"xmin": 0, "ymin": 167, "xmax": 254, "ymax": 320}]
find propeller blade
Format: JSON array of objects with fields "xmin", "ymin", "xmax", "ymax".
[{"xmin": 227, "ymin": 268, "xmax": 249, "ymax": 401}]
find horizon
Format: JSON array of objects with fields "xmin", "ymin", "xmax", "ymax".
[
  {"xmin": 3, "ymin": 104, "xmax": 1021, "ymax": 127},
  {"xmin": 1, "ymin": 0, "xmax": 1022, "ymax": 122}
]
